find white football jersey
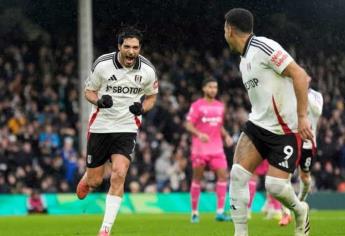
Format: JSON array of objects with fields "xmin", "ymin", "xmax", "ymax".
[
  {"xmin": 240, "ymin": 35, "xmax": 297, "ymax": 135},
  {"xmin": 303, "ymin": 89, "xmax": 323, "ymax": 149},
  {"xmin": 85, "ymin": 52, "xmax": 158, "ymax": 133}
]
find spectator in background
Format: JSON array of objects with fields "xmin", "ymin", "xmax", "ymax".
[
  {"xmin": 38, "ymin": 124, "xmax": 60, "ymax": 155},
  {"xmin": 60, "ymin": 136, "xmax": 78, "ymax": 186},
  {"xmin": 27, "ymin": 190, "xmax": 47, "ymax": 214}
]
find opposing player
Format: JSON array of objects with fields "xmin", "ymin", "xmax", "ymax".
[
  {"xmin": 280, "ymin": 87, "xmax": 323, "ymax": 226},
  {"xmin": 76, "ymin": 27, "xmax": 158, "ymax": 236},
  {"xmin": 185, "ymin": 78, "xmax": 233, "ymax": 223},
  {"xmin": 224, "ymin": 8, "xmax": 313, "ymax": 236}
]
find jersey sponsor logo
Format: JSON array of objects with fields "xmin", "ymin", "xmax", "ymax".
[
  {"xmin": 106, "ymin": 85, "xmax": 143, "ymax": 94},
  {"xmin": 201, "ymin": 116, "xmax": 222, "ymax": 126},
  {"xmin": 271, "ymin": 50, "xmax": 288, "ymax": 67},
  {"xmin": 244, "ymin": 78, "xmax": 259, "ymax": 90},
  {"xmin": 108, "ymin": 75, "xmax": 117, "ymax": 81}
]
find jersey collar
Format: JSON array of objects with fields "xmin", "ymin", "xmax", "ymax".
[
  {"xmin": 241, "ymin": 33, "xmax": 255, "ymax": 57},
  {"xmin": 113, "ymin": 51, "xmax": 141, "ymax": 70}
]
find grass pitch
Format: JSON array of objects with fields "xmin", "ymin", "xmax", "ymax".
[{"xmin": 0, "ymin": 211, "xmax": 344, "ymax": 236}]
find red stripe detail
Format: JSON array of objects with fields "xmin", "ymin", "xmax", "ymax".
[
  {"xmin": 272, "ymin": 96, "xmax": 292, "ymax": 134},
  {"xmin": 294, "ymin": 133, "xmax": 302, "ymax": 165},
  {"xmin": 134, "ymin": 116, "xmax": 141, "ymax": 128},
  {"xmin": 87, "ymin": 108, "xmax": 99, "ymax": 140}
]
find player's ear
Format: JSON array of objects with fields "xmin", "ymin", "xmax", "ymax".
[
  {"xmin": 117, "ymin": 44, "xmax": 121, "ymax": 51},
  {"xmin": 202, "ymin": 86, "xmax": 206, "ymax": 94}
]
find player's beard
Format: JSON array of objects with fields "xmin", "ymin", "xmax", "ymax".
[{"xmin": 228, "ymin": 43, "xmax": 240, "ymax": 55}]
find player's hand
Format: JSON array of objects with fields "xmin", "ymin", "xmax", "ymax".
[
  {"xmin": 197, "ymin": 132, "xmax": 209, "ymax": 142},
  {"xmin": 129, "ymin": 102, "xmax": 144, "ymax": 116},
  {"xmin": 298, "ymin": 115, "xmax": 314, "ymax": 141},
  {"xmin": 224, "ymin": 135, "xmax": 233, "ymax": 147},
  {"xmin": 97, "ymin": 95, "xmax": 113, "ymax": 108}
]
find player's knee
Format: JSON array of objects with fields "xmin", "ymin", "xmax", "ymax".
[
  {"xmin": 265, "ymin": 176, "xmax": 288, "ymax": 197},
  {"xmin": 110, "ymin": 168, "xmax": 127, "ymax": 184},
  {"xmin": 230, "ymin": 164, "xmax": 251, "ymax": 187},
  {"xmin": 87, "ymin": 176, "xmax": 103, "ymax": 188},
  {"xmin": 192, "ymin": 172, "xmax": 203, "ymax": 181}
]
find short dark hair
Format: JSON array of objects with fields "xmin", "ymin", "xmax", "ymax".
[
  {"xmin": 117, "ymin": 27, "xmax": 143, "ymax": 45},
  {"xmin": 225, "ymin": 8, "xmax": 253, "ymax": 33},
  {"xmin": 202, "ymin": 77, "xmax": 217, "ymax": 87}
]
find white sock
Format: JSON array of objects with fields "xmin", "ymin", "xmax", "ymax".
[
  {"xmin": 192, "ymin": 210, "xmax": 199, "ymax": 215},
  {"xmin": 230, "ymin": 164, "xmax": 252, "ymax": 235},
  {"xmin": 216, "ymin": 208, "xmax": 224, "ymax": 214},
  {"xmin": 298, "ymin": 177, "xmax": 311, "ymax": 201},
  {"xmin": 265, "ymin": 176, "xmax": 303, "ymax": 216},
  {"xmin": 100, "ymin": 195, "xmax": 122, "ymax": 232}
]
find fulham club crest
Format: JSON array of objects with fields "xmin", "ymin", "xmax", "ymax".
[{"xmin": 134, "ymin": 75, "xmax": 142, "ymax": 84}]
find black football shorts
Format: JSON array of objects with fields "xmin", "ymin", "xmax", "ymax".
[
  {"xmin": 299, "ymin": 148, "xmax": 315, "ymax": 173},
  {"xmin": 86, "ymin": 132, "xmax": 137, "ymax": 168},
  {"xmin": 243, "ymin": 121, "xmax": 302, "ymax": 173}
]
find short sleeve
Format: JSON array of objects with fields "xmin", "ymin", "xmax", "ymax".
[
  {"xmin": 308, "ymin": 90, "xmax": 323, "ymax": 117},
  {"xmin": 186, "ymin": 103, "xmax": 199, "ymax": 124},
  {"xmin": 261, "ymin": 39, "xmax": 294, "ymax": 74},
  {"xmin": 85, "ymin": 67, "xmax": 102, "ymax": 91},
  {"xmin": 144, "ymin": 68, "xmax": 159, "ymax": 95}
]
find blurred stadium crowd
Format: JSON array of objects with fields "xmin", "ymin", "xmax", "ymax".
[{"xmin": 0, "ymin": 37, "xmax": 345, "ymax": 195}]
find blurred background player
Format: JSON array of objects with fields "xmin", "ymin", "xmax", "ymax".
[
  {"xmin": 76, "ymin": 27, "xmax": 158, "ymax": 236},
  {"xmin": 185, "ymin": 78, "xmax": 233, "ymax": 223},
  {"xmin": 224, "ymin": 8, "xmax": 313, "ymax": 236},
  {"xmin": 280, "ymin": 87, "xmax": 323, "ymax": 226}
]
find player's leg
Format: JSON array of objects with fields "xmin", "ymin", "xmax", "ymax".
[
  {"xmin": 211, "ymin": 153, "xmax": 230, "ymax": 221},
  {"xmin": 99, "ymin": 154, "xmax": 130, "ymax": 234},
  {"xmin": 299, "ymin": 170, "xmax": 311, "ymax": 201},
  {"xmin": 247, "ymin": 176, "xmax": 257, "ymax": 219},
  {"xmin": 298, "ymin": 148, "xmax": 314, "ymax": 201},
  {"xmin": 190, "ymin": 161, "xmax": 205, "ymax": 223},
  {"xmin": 214, "ymin": 166, "xmax": 231, "ymax": 221},
  {"xmin": 98, "ymin": 133, "xmax": 136, "ymax": 235},
  {"xmin": 77, "ymin": 133, "xmax": 108, "ymax": 199},
  {"xmin": 230, "ymin": 132, "xmax": 263, "ymax": 236},
  {"xmin": 77, "ymin": 165, "xmax": 106, "ymax": 199},
  {"xmin": 265, "ymin": 165, "xmax": 309, "ymax": 235},
  {"xmin": 265, "ymin": 132, "xmax": 310, "ymax": 236}
]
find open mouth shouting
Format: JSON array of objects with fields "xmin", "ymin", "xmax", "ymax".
[{"xmin": 124, "ymin": 55, "xmax": 136, "ymax": 67}]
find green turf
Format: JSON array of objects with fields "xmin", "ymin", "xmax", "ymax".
[{"xmin": 0, "ymin": 211, "xmax": 344, "ymax": 236}]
